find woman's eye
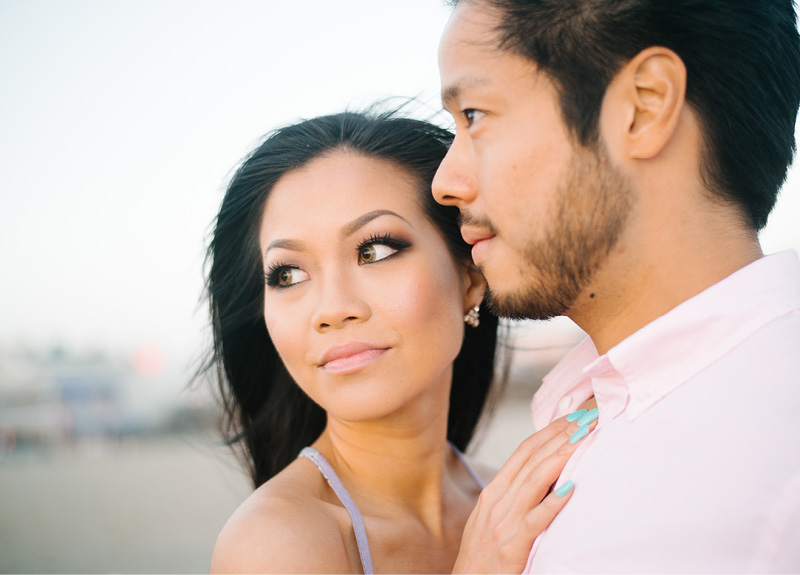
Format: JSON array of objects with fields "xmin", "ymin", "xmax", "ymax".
[
  {"xmin": 266, "ymin": 266, "xmax": 309, "ymax": 288},
  {"xmin": 359, "ymin": 243, "xmax": 399, "ymax": 264}
]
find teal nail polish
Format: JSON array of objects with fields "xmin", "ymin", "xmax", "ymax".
[
  {"xmin": 565, "ymin": 409, "xmax": 587, "ymax": 422},
  {"xmin": 555, "ymin": 480, "xmax": 574, "ymax": 497},
  {"xmin": 576, "ymin": 408, "xmax": 599, "ymax": 427},
  {"xmin": 569, "ymin": 424, "xmax": 590, "ymax": 444}
]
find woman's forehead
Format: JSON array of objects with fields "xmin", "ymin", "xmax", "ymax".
[{"xmin": 260, "ymin": 153, "xmax": 427, "ymax": 239}]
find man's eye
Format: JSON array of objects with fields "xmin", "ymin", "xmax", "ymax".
[
  {"xmin": 359, "ymin": 243, "xmax": 398, "ymax": 264},
  {"xmin": 463, "ymin": 109, "xmax": 484, "ymax": 127}
]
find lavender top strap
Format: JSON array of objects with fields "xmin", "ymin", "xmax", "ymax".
[
  {"xmin": 299, "ymin": 443, "xmax": 485, "ymax": 574},
  {"xmin": 299, "ymin": 447, "xmax": 374, "ymax": 574},
  {"xmin": 451, "ymin": 444, "xmax": 487, "ymax": 489}
]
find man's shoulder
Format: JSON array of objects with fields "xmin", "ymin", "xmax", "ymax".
[{"xmin": 713, "ymin": 304, "xmax": 800, "ymax": 385}]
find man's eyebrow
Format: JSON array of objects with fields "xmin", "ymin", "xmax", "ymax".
[
  {"xmin": 441, "ymin": 77, "xmax": 490, "ymax": 110},
  {"xmin": 441, "ymin": 85, "xmax": 462, "ymax": 110},
  {"xmin": 340, "ymin": 209, "xmax": 409, "ymax": 239}
]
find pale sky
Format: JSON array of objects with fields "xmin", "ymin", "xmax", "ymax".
[{"xmin": 1, "ymin": 0, "xmax": 798, "ymax": 375}]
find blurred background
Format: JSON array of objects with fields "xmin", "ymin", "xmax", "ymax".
[{"xmin": 1, "ymin": 1, "xmax": 798, "ymax": 572}]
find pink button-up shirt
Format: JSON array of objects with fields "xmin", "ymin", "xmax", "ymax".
[{"xmin": 524, "ymin": 251, "xmax": 800, "ymax": 573}]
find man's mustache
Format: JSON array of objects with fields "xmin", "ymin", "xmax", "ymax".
[{"xmin": 458, "ymin": 210, "xmax": 498, "ymax": 235}]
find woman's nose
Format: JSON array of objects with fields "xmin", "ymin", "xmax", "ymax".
[{"xmin": 311, "ymin": 271, "xmax": 371, "ymax": 332}]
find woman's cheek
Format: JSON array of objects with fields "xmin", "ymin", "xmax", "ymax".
[
  {"xmin": 388, "ymin": 259, "xmax": 464, "ymax": 338},
  {"xmin": 265, "ymin": 313, "xmax": 307, "ymax": 375}
]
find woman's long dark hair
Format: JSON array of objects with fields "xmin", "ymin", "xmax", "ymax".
[{"xmin": 201, "ymin": 108, "xmax": 499, "ymax": 488}]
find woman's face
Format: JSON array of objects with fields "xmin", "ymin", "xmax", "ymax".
[{"xmin": 259, "ymin": 151, "xmax": 482, "ymax": 423}]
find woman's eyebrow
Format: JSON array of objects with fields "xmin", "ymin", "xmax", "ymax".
[
  {"xmin": 265, "ymin": 238, "xmax": 306, "ymax": 255},
  {"xmin": 339, "ymin": 209, "xmax": 409, "ymax": 239},
  {"xmin": 265, "ymin": 210, "xmax": 409, "ymax": 257}
]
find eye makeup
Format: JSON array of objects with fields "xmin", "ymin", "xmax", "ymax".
[
  {"xmin": 263, "ymin": 231, "xmax": 413, "ymax": 288},
  {"xmin": 264, "ymin": 263, "xmax": 308, "ymax": 288},
  {"xmin": 356, "ymin": 232, "xmax": 412, "ymax": 264}
]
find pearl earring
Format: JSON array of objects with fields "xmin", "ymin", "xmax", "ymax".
[{"xmin": 464, "ymin": 305, "xmax": 480, "ymax": 328}]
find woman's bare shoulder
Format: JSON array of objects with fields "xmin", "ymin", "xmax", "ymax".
[{"xmin": 210, "ymin": 460, "xmax": 350, "ymax": 574}]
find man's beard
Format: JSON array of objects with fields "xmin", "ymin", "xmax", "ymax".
[{"xmin": 484, "ymin": 141, "xmax": 634, "ymax": 320}]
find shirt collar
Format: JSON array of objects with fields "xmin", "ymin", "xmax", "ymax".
[
  {"xmin": 531, "ymin": 337, "xmax": 597, "ymax": 430},
  {"xmin": 532, "ymin": 250, "xmax": 800, "ymax": 428}
]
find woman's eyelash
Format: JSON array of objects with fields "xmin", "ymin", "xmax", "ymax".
[
  {"xmin": 264, "ymin": 262, "xmax": 293, "ymax": 287},
  {"xmin": 356, "ymin": 233, "xmax": 411, "ymax": 254},
  {"xmin": 264, "ymin": 234, "xmax": 411, "ymax": 287}
]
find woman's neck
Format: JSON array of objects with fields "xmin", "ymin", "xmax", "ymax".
[{"xmin": 311, "ymin": 382, "xmax": 464, "ymax": 537}]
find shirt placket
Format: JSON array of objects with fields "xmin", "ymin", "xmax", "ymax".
[
  {"xmin": 525, "ymin": 363, "xmax": 629, "ymax": 571},
  {"xmin": 555, "ymin": 363, "xmax": 629, "ymax": 491}
]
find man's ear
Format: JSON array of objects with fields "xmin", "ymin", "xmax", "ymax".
[
  {"xmin": 462, "ymin": 263, "xmax": 486, "ymax": 310},
  {"xmin": 603, "ymin": 46, "xmax": 687, "ymax": 160}
]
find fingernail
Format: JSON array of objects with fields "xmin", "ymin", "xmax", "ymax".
[
  {"xmin": 569, "ymin": 424, "xmax": 590, "ymax": 444},
  {"xmin": 566, "ymin": 409, "xmax": 587, "ymax": 422},
  {"xmin": 576, "ymin": 408, "xmax": 599, "ymax": 427},
  {"xmin": 555, "ymin": 480, "xmax": 574, "ymax": 497}
]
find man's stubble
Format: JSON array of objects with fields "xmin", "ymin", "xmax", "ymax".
[{"xmin": 484, "ymin": 141, "xmax": 635, "ymax": 320}]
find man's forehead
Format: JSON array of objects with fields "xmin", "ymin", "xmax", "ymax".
[
  {"xmin": 438, "ymin": 2, "xmax": 503, "ymax": 104},
  {"xmin": 439, "ymin": 5, "xmax": 549, "ymax": 109},
  {"xmin": 440, "ymin": 0, "xmax": 501, "ymax": 52}
]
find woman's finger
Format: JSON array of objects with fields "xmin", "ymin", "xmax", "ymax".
[
  {"xmin": 486, "ymin": 411, "xmax": 585, "ymax": 489},
  {"xmin": 499, "ymin": 413, "xmax": 598, "ymax": 511}
]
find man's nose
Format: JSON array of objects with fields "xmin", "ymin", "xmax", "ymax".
[{"xmin": 432, "ymin": 133, "xmax": 478, "ymax": 207}]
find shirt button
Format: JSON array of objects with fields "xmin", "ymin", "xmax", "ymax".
[
  {"xmin": 636, "ymin": 391, "xmax": 651, "ymax": 402},
  {"xmin": 558, "ymin": 395, "xmax": 573, "ymax": 412}
]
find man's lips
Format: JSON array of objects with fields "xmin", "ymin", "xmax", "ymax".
[
  {"xmin": 318, "ymin": 342, "xmax": 389, "ymax": 374},
  {"xmin": 461, "ymin": 226, "xmax": 495, "ymax": 264},
  {"xmin": 460, "ymin": 226, "xmax": 495, "ymax": 246}
]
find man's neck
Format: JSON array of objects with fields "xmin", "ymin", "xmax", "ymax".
[{"xmin": 567, "ymin": 211, "xmax": 763, "ymax": 356}]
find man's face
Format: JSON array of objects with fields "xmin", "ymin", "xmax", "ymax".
[{"xmin": 433, "ymin": 1, "xmax": 634, "ymax": 319}]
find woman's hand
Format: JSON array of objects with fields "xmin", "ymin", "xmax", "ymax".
[{"xmin": 452, "ymin": 407, "xmax": 598, "ymax": 574}]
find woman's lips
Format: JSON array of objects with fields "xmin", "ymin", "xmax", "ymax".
[{"xmin": 319, "ymin": 343, "xmax": 389, "ymax": 375}]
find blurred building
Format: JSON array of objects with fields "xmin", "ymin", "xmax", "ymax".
[{"xmin": 0, "ymin": 345, "xmax": 218, "ymax": 457}]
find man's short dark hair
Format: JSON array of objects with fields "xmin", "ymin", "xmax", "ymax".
[{"xmin": 450, "ymin": 0, "xmax": 800, "ymax": 230}]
